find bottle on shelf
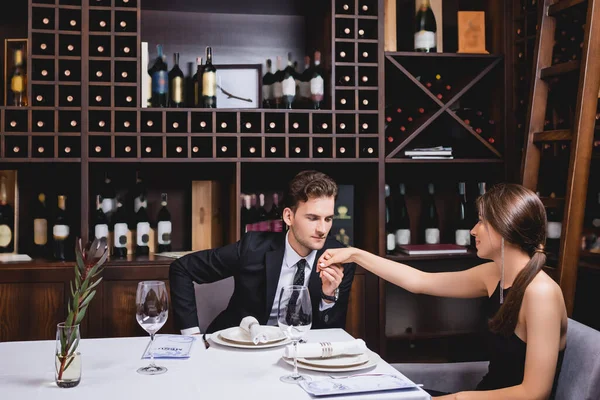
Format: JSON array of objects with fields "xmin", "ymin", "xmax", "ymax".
[
  {"xmin": 546, "ymin": 193, "xmax": 563, "ymax": 255},
  {"xmin": 0, "ymin": 176, "xmax": 15, "ymax": 253},
  {"xmin": 299, "ymin": 56, "xmax": 312, "ymax": 109},
  {"xmin": 385, "ymin": 184, "xmax": 395, "ymax": 254},
  {"xmin": 310, "ymin": 51, "xmax": 325, "ymax": 110},
  {"xmin": 455, "ymin": 182, "xmax": 472, "ymax": 247},
  {"xmin": 135, "ymin": 193, "xmax": 150, "ymax": 256},
  {"xmin": 112, "ymin": 199, "xmax": 128, "ymax": 258},
  {"xmin": 257, "ymin": 193, "xmax": 269, "ymax": 231},
  {"xmin": 394, "ymin": 183, "xmax": 411, "ymax": 247},
  {"xmin": 248, "ymin": 194, "xmax": 259, "ymax": 231},
  {"xmin": 149, "ymin": 44, "xmax": 168, "ymax": 107},
  {"xmin": 268, "ymin": 193, "xmax": 283, "ymax": 232},
  {"xmin": 94, "ymin": 195, "xmax": 109, "ymax": 242},
  {"xmin": 100, "ymin": 174, "xmax": 116, "ymax": 220},
  {"xmin": 282, "ymin": 52, "xmax": 297, "ymax": 109},
  {"xmin": 272, "ymin": 56, "xmax": 284, "ymax": 109},
  {"xmin": 193, "ymin": 57, "xmax": 204, "ymax": 107},
  {"xmin": 414, "ymin": 0, "xmax": 437, "ymax": 53},
  {"xmin": 262, "ymin": 58, "xmax": 274, "ymax": 109},
  {"xmin": 156, "ymin": 193, "xmax": 172, "ymax": 253},
  {"xmin": 241, "ymin": 194, "xmax": 251, "ymax": 234},
  {"xmin": 202, "ymin": 46, "xmax": 217, "ymax": 108},
  {"xmin": 10, "ymin": 47, "xmax": 27, "ymax": 107},
  {"xmin": 421, "ymin": 183, "xmax": 440, "ymax": 244},
  {"xmin": 169, "ymin": 52, "xmax": 185, "ymax": 108},
  {"xmin": 132, "ymin": 172, "xmax": 147, "ymax": 215},
  {"xmin": 53, "ymin": 195, "xmax": 70, "ymax": 261},
  {"xmin": 32, "ymin": 192, "xmax": 49, "ymax": 257}
]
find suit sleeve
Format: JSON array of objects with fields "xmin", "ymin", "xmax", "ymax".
[
  {"xmin": 169, "ymin": 233, "xmax": 250, "ymax": 331},
  {"xmin": 313, "ymin": 261, "xmax": 357, "ymax": 329}
]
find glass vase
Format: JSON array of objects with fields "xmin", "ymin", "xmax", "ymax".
[{"xmin": 55, "ymin": 322, "xmax": 81, "ymax": 388}]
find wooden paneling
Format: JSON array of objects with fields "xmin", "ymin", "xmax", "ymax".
[
  {"xmin": 344, "ymin": 273, "xmax": 365, "ymax": 339},
  {"xmin": 0, "ymin": 282, "xmax": 64, "ymax": 341}
]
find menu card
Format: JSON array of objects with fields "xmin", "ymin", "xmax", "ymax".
[{"xmin": 142, "ymin": 335, "xmax": 195, "ymax": 359}]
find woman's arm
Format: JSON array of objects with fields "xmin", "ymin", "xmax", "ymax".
[{"xmin": 318, "ymin": 247, "xmax": 492, "ymax": 299}]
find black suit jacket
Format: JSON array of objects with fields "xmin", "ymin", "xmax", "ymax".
[{"xmin": 169, "ymin": 231, "xmax": 356, "ymax": 333}]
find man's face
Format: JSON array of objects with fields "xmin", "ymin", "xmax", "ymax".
[{"xmin": 284, "ymin": 196, "xmax": 335, "ymax": 256}]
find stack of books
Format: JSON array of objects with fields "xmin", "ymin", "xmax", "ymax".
[{"xmin": 404, "ymin": 146, "xmax": 453, "ymax": 159}]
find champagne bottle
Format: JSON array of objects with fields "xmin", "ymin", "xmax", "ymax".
[
  {"xmin": 0, "ymin": 176, "xmax": 15, "ymax": 253},
  {"xmin": 132, "ymin": 172, "xmax": 147, "ymax": 214},
  {"xmin": 310, "ymin": 51, "xmax": 325, "ymax": 110},
  {"xmin": 168, "ymin": 52, "xmax": 185, "ymax": 107},
  {"xmin": 53, "ymin": 195, "xmax": 70, "ymax": 261},
  {"xmin": 414, "ymin": 0, "xmax": 437, "ymax": 53},
  {"xmin": 455, "ymin": 182, "xmax": 471, "ymax": 246},
  {"xmin": 100, "ymin": 174, "xmax": 116, "ymax": 219},
  {"xmin": 157, "ymin": 193, "xmax": 172, "ymax": 253},
  {"xmin": 202, "ymin": 46, "xmax": 217, "ymax": 108},
  {"xmin": 10, "ymin": 47, "xmax": 27, "ymax": 107},
  {"xmin": 262, "ymin": 59, "xmax": 274, "ymax": 109},
  {"xmin": 135, "ymin": 192, "xmax": 150, "ymax": 256},
  {"xmin": 32, "ymin": 192, "xmax": 49, "ymax": 257},
  {"xmin": 193, "ymin": 57, "xmax": 204, "ymax": 107},
  {"xmin": 257, "ymin": 193, "xmax": 269, "ymax": 231},
  {"xmin": 272, "ymin": 56, "xmax": 284, "ymax": 109},
  {"xmin": 282, "ymin": 52, "xmax": 297, "ymax": 109},
  {"xmin": 421, "ymin": 183, "xmax": 440, "ymax": 244},
  {"xmin": 149, "ymin": 44, "xmax": 168, "ymax": 107},
  {"xmin": 94, "ymin": 194, "xmax": 109, "ymax": 241},
  {"xmin": 112, "ymin": 199, "xmax": 128, "ymax": 258},
  {"xmin": 395, "ymin": 183, "xmax": 411, "ymax": 246},
  {"xmin": 268, "ymin": 193, "xmax": 283, "ymax": 232}
]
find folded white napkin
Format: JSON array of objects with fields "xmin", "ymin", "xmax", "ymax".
[
  {"xmin": 283, "ymin": 339, "xmax": 367, "ymax": 358},
  {"xmin": 239, "ymin": 316, "xmax": 269, "ymax": 345}
]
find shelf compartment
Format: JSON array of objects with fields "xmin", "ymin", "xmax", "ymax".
[
  {"xmin": 191, "ymin": 137, "xmax": 213, "ymax": 158},
  {"xmin": 32, "ymin": 136, "xmax": 55, "ymax": 158},
  {"xmin": 265, "ymin": 137, "xmax": 285, "ymax": 158},
  {"xmin": 58, "ymin": 136, "xmax": 81, "ymax": 158},
  {"xmin": 289, "ymin": 137, "xmax": 310, "ymax": 158},
  {"xmin": 166, "ymin": 137, "xmax": 188, "ymax": 158},
  {"xmin": 58, "ymin": 85, "xmax": 81, "ymax": 107},
  {"xmin": 4, "ymin": 110, "xmax": 28, "ymax": 132},
  {"xmin": 89, "ymin": 135, "xmax": 111, "ymax": 158},
  {"xmin": 32, "ymin": 32, "xmax": 55, "ymax": 56},
  {"xmin": 241, "ymin": 136, "xmax": 262, "ymax": 158},
  {"xmin": 166, "ymin": 112, "xmax": 188, "ymax": 133},
  {"xmin": 114, "ymin": 136, "xmax": 137, "ymax": 158},
  {"xmin": 336, "ymin": 113, "xmax": 356, "ymax": 134},
  {"xmin": 4, "ymin": 136, "xmax": 29, "ymax": 158},
  {"xmin": 336, "ymin": 137, "xmax": 357, "ymax": 158},
  {"xmin": 141, "ymin": 136, "xmax": 163, "ymax": 158},
  {"xmin": 288, "ymin": 113, "xmax": 309, "ymax": 134}
]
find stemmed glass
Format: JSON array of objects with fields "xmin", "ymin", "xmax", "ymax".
[
  {"xmin": 277, "ymin": 285, "xmax": 312, "ymax": 384},
  {"xmin": 136, "ymin": 280, "xmax": 169, "ymax": 375}
]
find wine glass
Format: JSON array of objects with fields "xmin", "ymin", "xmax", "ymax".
[
  {"xmin": 136, "ymin": 281, "xmax": 169, "ymax": 375},
  {"xmin": 277, "ymin": 285, "xmax": 312, "ymax": 383}
]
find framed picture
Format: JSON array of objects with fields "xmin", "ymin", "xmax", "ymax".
[
  {"xmin": 4, "ymin": 39, "xmax": 28, "ymax": 106},
  {"xmin": 214, "ymin": 64, "xmax": 262, "ymax": 109},
  {"xmin": 457, "ymin": 11, "xmax": 489, "ymax": 54}
]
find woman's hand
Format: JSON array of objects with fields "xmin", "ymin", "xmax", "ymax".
[{"xmin": 317, "ymin": 247, "xmax": 358, "ymax": 272}]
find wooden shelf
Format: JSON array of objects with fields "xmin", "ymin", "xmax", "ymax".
[
  {"xmin": 385, "ymin": 158, "xmax": 503, "ymax": 164},
  {"xmin": 385, "ymin": 51, "xmax": 501, "ymax": 59},
  {"xmin": 385, "ymin": 249, "xmax": 479, "ymax": 262},
  {"xmin": 540, "ymin": 61, "xmax": 581, "ymax": 80},
  {"xmin": 548, "ymin": 0, "xmax": 586, "ymax": 16}
]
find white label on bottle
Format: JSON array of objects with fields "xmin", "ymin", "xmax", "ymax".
[
  {"xmin": 455, "ymin": 229, "xmax": 471, "ymax": 246},
  {"xmin": 396, "ymin": 229, "xmax": 411, "ymax": 246},
  {"xmin": 310, "ymin": 76, "xmax": 325, "ymax": 98},
  {"xmin": 282, "ymin": 76, "xmax": 296, "ymax": 97},
  {"xmin": 592, "ymin": 217, "xmax": 600, "ymax": 228},
  {"xmin": 414, "ymin": 30, "xmax": 436, "ymax": 50},
  {"xmin": 547, "ymin": 222, "xmax": 562, "ymax": 239},
  {"xmin": 101, "ymin": 198, "xmax": 115, "ymax": 215},
  {"xmin": 172, "ymin": 77, "xmax": 184, "ymax": 103},
  {"xmin": 272, "ymin": 81, "xmax": 283, "ymax": 99},
  {"xmin": 386, "ymin": 233, "xmax": 396, "ymax": 252},
  {"xmin": 34, "ymin": 218, "xmax": 48, "ymax": 245},
  {"xmin": 136, "ymin": 222, "xmax": 150, "ymax": 245},
  {"xmin": 114, "ymin": 223, "xmax": 128, "ymax": 247},
  {"xmin": 134, "ymin": 197, "xmax": 147, "ymax": 214},
  {"xmin": 95, "ymin": 224, "xmax": 109, "ymax": 239},
  {"xmin": 262, "ymin": 84, "xmax": 272, "ymax": 101},
  {"xmin": 202, "ymin": 71, "xmax": 216, "ymax": 97},
  {"xmin": 300, "ymin": 81, "xmax": 311, "ymax": 99},
  {"xmin": 425, "ymin": 228, "xmax": 440, "ymax": 244},
  {"xmin": 0, "ymin": 225, "xmax": 12, "ymax": 247},
  {"xmin": 53, "ymin": 224, "xmax": 70, "ymax": 240},
  {"xmin": 157, "ymin": 221, "xmax": 172, "ymax": 245}
]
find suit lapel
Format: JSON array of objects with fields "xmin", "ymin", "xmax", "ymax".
[{"xmin": 264, "ymin": 235, "xmax": 286, "ymax": 321}]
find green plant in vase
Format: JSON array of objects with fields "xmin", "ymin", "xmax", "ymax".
[{"xmin": 55, "ymin": 237, "xmax": 108, "ymax": 388}]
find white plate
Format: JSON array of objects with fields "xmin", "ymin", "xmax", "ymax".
[
  {"xmin": 282, "ymin": 350, "xmax": 381, "ymax": 372},
  {"xmin": 298, "ymin": 352, "xmax": 370, "ymax": 368},
  {"xmin": 219, "ymin": 326, "xmax": 286, "ymax": 345},
  {"xmin": 210, "ymin": 328, "xmax": 291, "ymax": 349}
]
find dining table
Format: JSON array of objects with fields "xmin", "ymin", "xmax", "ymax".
[{"xmin": 0, "ymin": 328, "xmax": 431, "ymax": 400}]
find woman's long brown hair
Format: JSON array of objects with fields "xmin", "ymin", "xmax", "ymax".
[{"xmin": 477, "ymin": 183, "xmax": 547, "ymax": 336}]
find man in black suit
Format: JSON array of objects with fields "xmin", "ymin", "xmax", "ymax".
[{"xmin": 169, "ymin": 170, "xmax": 356, "ymax": 334}]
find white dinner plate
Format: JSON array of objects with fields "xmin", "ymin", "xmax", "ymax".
[
  {"xmin": 297, "ymin": 352, "xmax": 370, "ymax": 368},
  {"xmin": 210, "ymin": 328, "xmax": 291, "ymax": 349},
  {"xmin": 219, "ymin": 326, "xmax": 287, "ymax": 345},
  {"xmin": 282, "ymin": 350, "xmax": 381, "ymax": 372}
]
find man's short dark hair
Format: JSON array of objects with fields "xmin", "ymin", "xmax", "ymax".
[{"xmin": 283, "ymin": 170, "xmax": 338, "ymax": 212}]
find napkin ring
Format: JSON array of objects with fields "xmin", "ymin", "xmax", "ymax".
[{"xmin": 320, "ymin": 341, "xmax": 333, "ymax": 358}]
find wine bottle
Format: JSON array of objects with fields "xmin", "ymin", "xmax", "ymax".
[
  {"xmin": 395, "ymin": 183, "xmax": 411, "ymax": 246},
  {"xmin": 282, "ymin": 52, "xmax": 297, "ymax": 109},
  {"xmin": 421, "ymin": 183, "xmax": 440, "ymax": 244},
  {"xmin": 149, "ymin": 44, "xmax": 168, "ymax": 107},
  {"xmin": 241, "ymin": 194, "xmax": 251, "ymax": 233},
  {"xmin": 262, "ymin": 58, "xmax": 274, "ymax": 109},
  {"xmin": 0, "ymin": 176, "xmax": 15, "ymax": 253},
  {"xmin": 32, "ymin": 192, "xmax": 49, "ymax": 257},
  {"xmin": 157, "ymin": 193, "xmax": 172, "ymax": 253},
  {"xmin": 546, "ymin": 202, "xmax": 563, "ymax": 255},
  {"xmin": 385, "ymin": 184, "xmax": 395, "ymax": 253},
  {"xmin": 272, "ymin": 56, "xmax": 283, "ymax": 109},
  {"xmin": 455, "ymin": 182, "xmax": 471, "ymax": 246},
  {"xmin": 299, "ymin": 56, "xmax": 312, "ymax": 109},
  {"xmin": 310, "ymin": 51, "xmax": 325, "ymax": 110},
  {"xmin": 168, "ymin": 52, "xmax": 185, "ymax": 107},
  {"xmin": 414, "ymin": 0, "xmax": 437, "ymax": 53},
  {"xmin": 101, "ymin": 174, "xmax": 116, "ymax": 219},
  {"xmin": 53, "ymin": 195, "xmax": 70, "ymax": 261},
  {"xmin": 132, "ymin": 171, "xmax": 147, "ymax": 215},
  {"xmin": 202, "ymin": 46, "xmax": 217, "ymax": 108},
  {"xmin": 268, "ymin": 193, "xmax": 283, "ymax": 232},
  {"xmin": 10, "ymin": 47, "xmax": 27, "ymax": 107},
  {"xmin": 193, "ymin": 57, "xmax": 204, "ymax": 107},
  {"xmin": 94, "ymin": 194, "xmax": 109, "ymax": 241},
  {"xmin": 135, "ymin": 195, "xmax": 150, "ymax": 256},
  {"xmin": 257, "ymin": 193, "xmax": 269, "ymax": 231},
  {"xmin": 112, "ymin": 199, "xmax": 128, "ymax": 258},
  {"xmin": 248, "ymin": 194, "xmax": 259, "ymax": 231}
]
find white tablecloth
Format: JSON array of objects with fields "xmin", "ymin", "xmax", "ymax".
[{"xmin": 0, "ymin": 328, "xmax": 430, "ymax": 400}]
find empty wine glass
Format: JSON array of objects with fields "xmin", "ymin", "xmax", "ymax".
[
  {"xmin": 136, "ymin": 281, "xmax": 169, "ymax": 375},
  {"xmin": 278, "ymin": 285, "xmax": 312, "ymax": 383}
]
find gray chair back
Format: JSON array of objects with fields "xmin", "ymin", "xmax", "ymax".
[
  {"xmin": 556, "ymin": 318, "xmax": 600, "ymax": 400},
  {"xmin": 193, "ymin": 277, "xmax": 234, "ymax": 332}
]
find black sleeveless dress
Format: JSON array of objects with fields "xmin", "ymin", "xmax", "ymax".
[{"xmin": 475, "ymin": 283, "xmax": 565, "ymax": 398}]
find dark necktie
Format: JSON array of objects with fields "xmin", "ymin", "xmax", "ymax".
[
  {"xmin": 292, "ymin": 259, "xmax": 307, "ymax": 286},
  {"xmin": 286, "ymin": 259, "xmax": 307, "ymax": 324}
]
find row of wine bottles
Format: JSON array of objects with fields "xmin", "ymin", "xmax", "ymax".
[
  {"xmin": 384, "ymin": 181, "xmax": 486, "ymax": 253},
  {"xmin": 262, "ymin": 52, "xmax": 325, "ymax": 110},
  {"xmin": 241, "ymin": 193, "xmax": 283, "ymax": 233}
]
